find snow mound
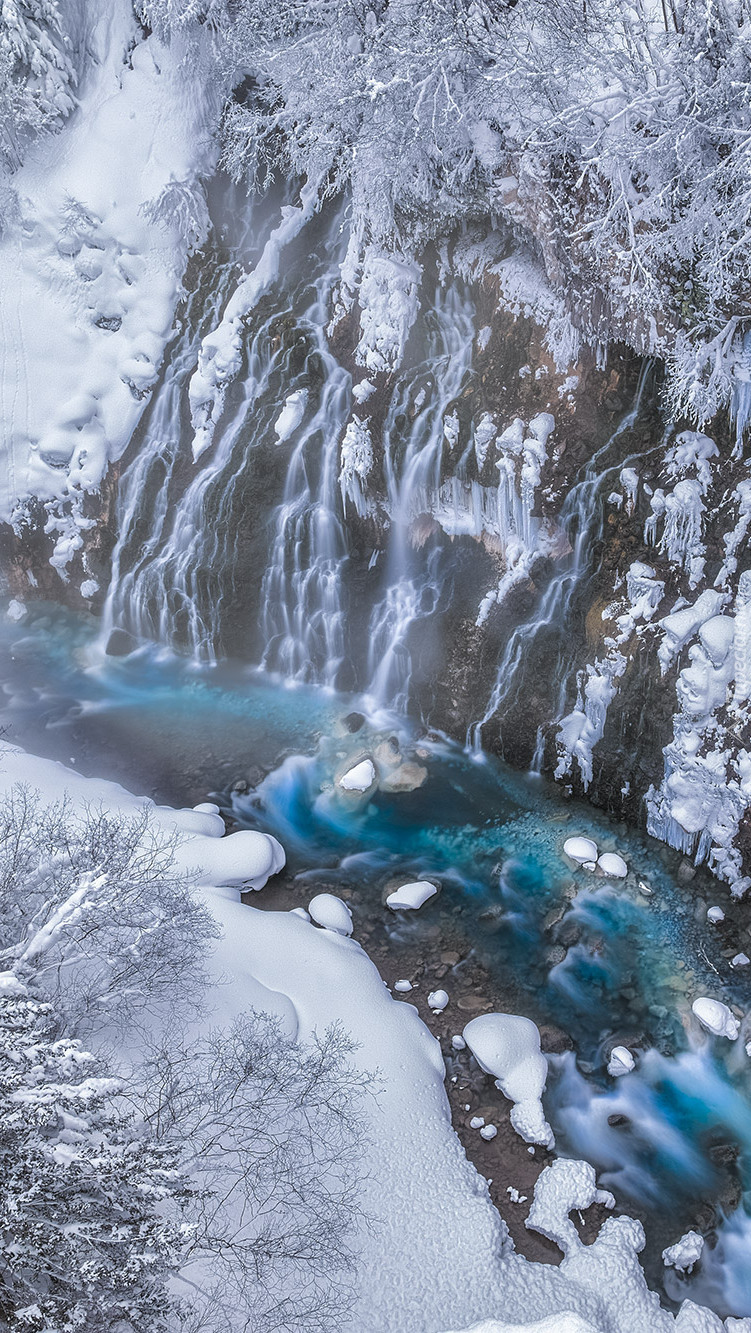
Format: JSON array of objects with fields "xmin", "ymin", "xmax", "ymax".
[
  {"xmin": 463, "ymin": 1013, "xmax": 554, "ymax": 1148},
  {"xmin": 387, "ymin": 880, "xmax": 438, "ymax": 911},
  {"xmin": 564, "ymin": 837, "xmax": 598, "ymax": 864},
  {"xmin": 692, "ymin": 997, "xmax": 740, "ymax": 1041},
  {"xmin": 179, "ymin": 829, "xmax": 286, "ymax": 891},
  {"xmin": 526, "ymin": 1159, "xmax": 615, "ymax": 1256},
  {"xmin": 429, "ymin": 989, "xmax": 449, "ymax": 1012},
  {"xmin": 308, "ymin": 893, "xmax": 353, "ymax": 937},
  {"xmin": 443, "ymin": 1317, "xmax": 600, "ymax": 1333},
  {"xmin": 339, "ymin": 758, "xmax": 376, "ymax": 792}
]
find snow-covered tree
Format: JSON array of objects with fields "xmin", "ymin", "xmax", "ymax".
[
  {"xmin": 142, "ymin": 0, "xmax": 751, "ymax": 435},
  {"xmin": 0, "ymin": 0, "xmax": 78, "ymax": 169},
  {"xmin": 0, "ymin": 974, "xmax": 189, "ymax": 1332},
  {"xmin": 0, "ymin": 785, "xmax": 218, "ymax": 1037}
]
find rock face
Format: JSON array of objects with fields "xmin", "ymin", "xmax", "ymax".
[{"xmin": 3, "ymin": 242, "xmax": 750, "ymax": 898}]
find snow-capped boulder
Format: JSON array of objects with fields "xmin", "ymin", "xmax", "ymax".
[
  {"xmin": 386, "ymin": 880, "xmax": 438, "ymax": 910},
  {"xmin": 598, "ymin": 852, "xmax": 628, "ymax": 878},
  {"xmin": 707, "ymin": 906, "xmax": 725, "ymax": 924},
  {"xmin": 463, "ymin": 1013, "xmax": 554, "ymax": 1149},
  {"xmin": 428, "ymin": 989, "xmax": 449, "ymax": 1012},
  {"xmin": 607, "ymin": 1045, "xmax": 635, "ymax": 1077},
  {"xmin": 273, "ymin": 388, "xmax": 307, "ymax": 441},
  {"xmin": 563, "ymin": 836, "xmax": 598, "ymax": 864},
  {"xmin": 308, "ymin": 893, "xmax": 353, "ymax": 937},
  {"xmin": 339, "ymin": 758, "xmax": 376, "ymax": 792},
  {"xmin": 692, "ymin": 997, "xmax": 740, "ymax": 1040},
  {"xmin": 662, "ymin": 1231, "xmax": 704, "ymax": 1273}
]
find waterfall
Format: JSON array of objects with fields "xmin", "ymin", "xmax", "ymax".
[
  {"xmin": 468, "ymin": 362, "xmax": 655, "ymax": 752},
  {"xmin": 258, "ymin": 301, "xmax": 351, "ymax": 687},
  {"xmin": 365, "ymin": 284, "xmax": 476, "ymax": 710},
  {"xmin": 101, "ymin": 202, "xmax": 350, "ymax": 670}
]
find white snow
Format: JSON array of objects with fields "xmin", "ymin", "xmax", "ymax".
[
  {"xmin": 598, "ymin": 853, "xmax": 628, "ymax": 878},
  {"xmin": 691, "ymin": 998, "xmax": 740, "ymax": 1041},
  {"xmin": 607, "ymin": 1046, "xmax": 635, "ymax": 1077},
  {"xmin": 394, "ymin": 979, "xmax": 413, "ymax": 992},
  {"xmin": 339, "ymin": 415, "xmax": 375, "ymax": 516},
  {"xmin": 307, "ymin": 893, "xmax": 354, "ymax": 937},
  {"xmin": 730, "ymin": 953, "xmax": 749, "ymax": 968},
  {"xmin": 707, "ymin": 907, "xmax": 726, "ymax": 924},
  {"xmin": 428, "ymin": 989, "xmax": 450, "ymax": 1012},
  {"xmin": 0, "ymin": 0, "xmax": 219, "ymax": 549},
  {"xmin": 564, "ymin": 837, "xmax": 598, "ymax": 865},
  {"xmin": 178, "ymin": 828, "xmax": 285, "ymax": 891},
  {"xmin": 663, "ymin": 1232, "xmax": 705, "ymax": 1274},
  {"xmin": 463, "ymin": 1013, "xmax": 554, "ymax": 1149},
  {"xmin": 480, "ymin": 1124, "xmax": 498, "ymax": 1141},
  {"xmin": 386, "ymin": 880, "xmax": 438, "ymax": 911},
  {"xmin": 273, "ymin": 389, "xmax": 307, "ymax": 442},
  {"xmin": 7, "ymin": 599, "xmax": 26, "ymax": 621},
  {"xmin": 339, "ymin": 758, "xmax": 376, "ymax": 792}
]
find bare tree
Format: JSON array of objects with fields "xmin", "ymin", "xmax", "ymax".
[
  {"xmin": 139, "ymin": 1011, "xmax": 374, "ymax": 1333},
  {"xmin": 0, "ymin": 785, "xmax": 218, "ymax": 1038}
]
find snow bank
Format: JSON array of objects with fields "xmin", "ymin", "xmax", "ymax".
[
  {"xmin": 176, "ymin": 828, "xmax": 286, "ymax": 891},
  {"xmin": 463, "ymin": 1013, "xmax": 554, "ymax": 1149}
]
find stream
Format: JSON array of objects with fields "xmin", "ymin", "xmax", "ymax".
[{"xmin": 1, "ymin": 599, "xmax": 750, "ymax": 1319}]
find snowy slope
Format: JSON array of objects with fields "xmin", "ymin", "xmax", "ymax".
[{"xmin": 0, "ymin": 0, "xmax": 218, "ymax": 567}]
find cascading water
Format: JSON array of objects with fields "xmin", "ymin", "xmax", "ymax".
[
  {"xmin": 258, "ymin": 294, "xmax": 350, "ymax": 687},
  {"xmin": 365, "ymin": 284, "xmax": 475, "ymax": 711},
  {"xmin": 468, "ymin": 362, "xmax": 656, "ymax": 752},
  {"xmin": 101, "ymin": 204, "xmax": 351, "ymax": 671}
]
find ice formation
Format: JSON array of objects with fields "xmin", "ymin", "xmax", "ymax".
[
  {"xmin": 273, "ymin": 389, "xmax": 308, "ymax": 442},
  {"xmin": 339, "ymin": 415, "xmax": 375, "ymax": 517}
]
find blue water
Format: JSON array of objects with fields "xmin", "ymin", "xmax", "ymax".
[{"xmin": 2, "ymin": 599, "xmax": 750, "ymax": 1314}]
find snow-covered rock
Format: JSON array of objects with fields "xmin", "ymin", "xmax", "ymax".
[
  {"xmin": 307, "ymin": 893, "xmax": 353, "ymax": 937},
  {"xmin": 663, "ymin": 1231, "xmax": 705, "ymax": 1273},
  {"xmin": 273, "ymin": 388, "xmax": 307, "ymax": 441},
  {"xmin": 563, "ymin": 837, "xmax": 598, "ymax": 865},
  {"xmin": 707, "ymin": 906, "xmax": 725, "ymax": 924},
  {"xmin": 428, "ymin": 989, "xmax": 449, "ymax": 1012},
  {"xmin": 463, "ymin": 1013, "xmax": 554, "ymax": 1149},
  {"xmin": 394, "ymin": 979, "xmax": 413, "ymax": 992},
  {"xmin": 480, "ymin": 1124, "xmax": 498, "ymax": 1141},
  {"xmin": 692, "ymin": 997, "xmax": 740, "ymax": 1041},
  {"xmin": 598, "ymin": 853, "xmax": 628, "ymax": 878},
  {"xmin": 339, "ymin": 758, "xmax": 376, "ymax": 792},
  {"xmin": 386, "ymin": 880, "xmax": 438, "ymax": 911},
  {"xmin": 608, "ymin": 1045, "xmax": 635, "ymax": 1077}
]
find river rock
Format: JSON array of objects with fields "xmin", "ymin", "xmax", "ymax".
[
  {"xmin": 339, "ymin": 758, "xmax": 376, "ymax": 792},
  {"xmin": 563, "ymin": 836, "xmax": 598, "ymax": 864},
  {"xmin": 598, "ymin": 852, "xmax": 628, "ymax": 878},
  {"xmin": 607, "ymin": 1045, "xmax": 635, "ymax": 1076},
  {"xmin": 692, "ymin": 996, "xmax": 740, "ymax": 1040},
  {"xmin": 379, "ymin": 761, "xmax": 428, "ymax": 793},
  {"xmin": 386, "ymin": 880, "xmax": 438, "ymax": 910}
]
